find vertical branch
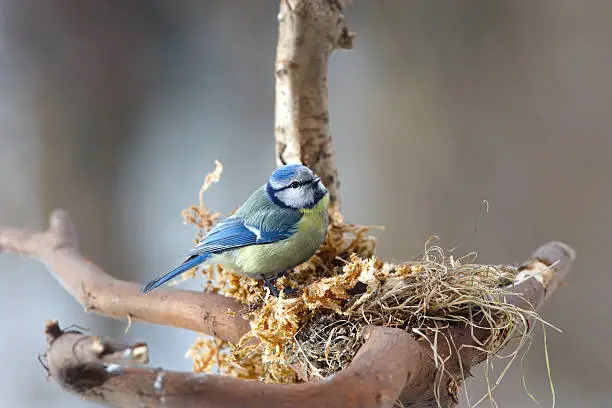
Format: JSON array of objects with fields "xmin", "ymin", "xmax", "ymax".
[{"xmin": 274, "ymin": 0, "xmax": 354, "ymax": 207}]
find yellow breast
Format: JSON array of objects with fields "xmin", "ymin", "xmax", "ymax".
[
  {"xmin": 215, "ymin": 194, "xmax": 329, "ymax": 279},
  {"xmin": 298, "ymin": 194, "xmax": 329, "ymax": 233}
]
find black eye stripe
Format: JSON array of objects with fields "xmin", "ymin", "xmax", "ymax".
[{"xmin": 273, "ymin": 178, "xmax": 316, "ymax": 191}]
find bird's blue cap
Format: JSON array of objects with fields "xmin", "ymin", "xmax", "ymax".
[{"xmin": 269, "ymin": 163, "xmax": 307, "ymax": 183}]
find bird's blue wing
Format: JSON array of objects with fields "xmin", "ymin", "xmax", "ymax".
[
  {"xmin": 142, "ymin": 217, "xmax": 297, "ymax": 293},
  {"xmin": 185, "ymin": 215, "xmax": 297, "ymax": 257},
  {"xmin": 141, "ymin": 188, "xmax": 303, "ymax": 293}
]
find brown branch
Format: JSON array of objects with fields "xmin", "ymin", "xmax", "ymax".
[
  {"xmin": 274, "ymin": 0, "xmax": 354, "ymax": 207},
  {"xmin": 396, "ymin": 241, "xmax": 576, "ymax": 407},
  {"xmin": 0, "ymin": 209, "xmax": 250, "ymax": 344},
  {"xmin": 1, "ymin": 0, "xmax": 577, "ymax": 407},
  {"xmin": 44, "ymin": 321, "xmax": 416, "ymax": 408},
  {"xmin": 38, "ymin": 242, "xmax": 574, "ymax": 408}
]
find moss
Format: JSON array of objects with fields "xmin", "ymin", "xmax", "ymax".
[{"xmin": 183, "ymin": 162, "xmax": 547, "ymax": 390}]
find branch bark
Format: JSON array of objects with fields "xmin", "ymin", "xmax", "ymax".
[
  {"xmin": 0, "ymin": 1, "xmax": 577, "ymax": 408},
  {"xmin": 274, "ymin": 0, "xmax": 354, "ymax": 207},
  {"xmin": 38, "ymin": 242, "xmax": 574, "ymax": 408},
  {"xmin": 43, "ymin": 321, "xmax": 415, "ymax": 408},
  {"xmin": 0, "ymin": 209, "xmax": 250, "ymax": 344},
  {"xmin": 396, "ymin": 241, "xmax": 576, "ymax": 407}
]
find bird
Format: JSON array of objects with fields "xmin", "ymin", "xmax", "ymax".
[{"xmin": 141, "ymin": 163, "xmax": 329, "ymax": 296}]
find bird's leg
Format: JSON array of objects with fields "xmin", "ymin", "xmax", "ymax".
[
  {"xmin": 263, "ymin": 278, "xmax": 281, "ymax": 297},
  {"xmin": 275, "ymin": 270, "xmax": 299, "ymax": 296},
  {"xmin": 262, "ymin": 271, "xmax": 298, "ymax": 297},
  {"xmin": 275, "ymin": 270, "xmax": 290, "ymax": 279},
  {"xmin": 279, "ymin": 285, "xmax": 298, "ymax": 296}
]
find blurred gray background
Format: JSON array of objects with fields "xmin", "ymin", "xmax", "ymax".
[{"xmin": 0, "ymin": 1, "xmax": 609, "ymax": 407}]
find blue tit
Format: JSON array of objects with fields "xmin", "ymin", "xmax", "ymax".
[{"xmin": 142, "ymin": 164, "xmax": 329, "ymax": 295}]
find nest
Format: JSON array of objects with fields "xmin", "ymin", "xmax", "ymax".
[{"xmin": 182, "ymin": 162, "xmax": 547, "ymax": 392}]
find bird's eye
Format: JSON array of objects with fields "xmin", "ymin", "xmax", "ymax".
[{"xmin": 290, "ymin": 181, "xmax": 301, "ymax": 189}]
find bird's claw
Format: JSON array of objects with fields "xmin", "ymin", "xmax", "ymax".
[
  {"xmin": 280, "ymin": 286, "xmax": 298, "ymax": 296},
  {"xmin": 263, "ymin": 279, "xmax": 298, "ymax": 297}
]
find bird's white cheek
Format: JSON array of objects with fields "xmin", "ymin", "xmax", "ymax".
[
  {"xmin": 275, "ymin": 188, "xmax": 313, "ymax": 208},
  {"xmin": 275, "ymin": 189, "xmax": 299, "ymax": 207}
]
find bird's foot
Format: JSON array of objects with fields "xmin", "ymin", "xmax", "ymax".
[
  {"xmin": 263, "ymin": 279, "xmax": 281, "ymax": 297},
  {"xmin": 280, "ymin": 286, "xmax": 298, "ymax": 296},
  {"xmin": 263, "ymin": 279, "xmax": 298, "ymax": 297}
]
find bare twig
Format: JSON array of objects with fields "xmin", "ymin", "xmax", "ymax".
[
  {"xmin": 275, "ymin": 0, "xmax": 354, "ymax": 207},
  {"xmin": 0, "ymin": 209, "xmax": 250, "ymax": 344}
]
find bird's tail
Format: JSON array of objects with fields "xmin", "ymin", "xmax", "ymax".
[{"xmin": 141, "ymin": 253, "xmax": 210, "ymax": 293}]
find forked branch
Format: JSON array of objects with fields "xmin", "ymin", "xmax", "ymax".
[
  {"xmin": 0, "ymin": 209, "xmax": 250, "ymax": 344},
  {"xmin": 0, "ymin": 1, "xmax": 576, "ymax": 407},
  {"xmin": 1, "ymin": 210, "xmax": 574, "ymax": 408}
]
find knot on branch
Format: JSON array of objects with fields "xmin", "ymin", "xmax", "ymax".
[{"xmin": 42, "ymin": 322, "xmax": 149, "ymax": 395}]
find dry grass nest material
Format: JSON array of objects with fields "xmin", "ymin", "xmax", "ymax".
[{"xmin": 181, "ymin": 162, "xmax": 545, "ymax": 386}]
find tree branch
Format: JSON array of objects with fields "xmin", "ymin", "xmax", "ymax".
[
  {"xmin": 396, "ymin": 241, "xmax": 576, "ymax": 407},
  {"xmin": 44, "ymin": 321, "xmax": 416, "ymax": 408},
  {"xmin": 275, "ymin": 0, "xmax": 354, "ymax": 207},
  {"xmin": 0, "ymin": 209, "xmax": 250, "ymax": 344},
  {"xmin": 1, "ymin": 1, "xmax": 577, "ymax": 407},
  {"xmin": 36, "ymin": 242, "xmax": 573, "ymax": 408}
]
